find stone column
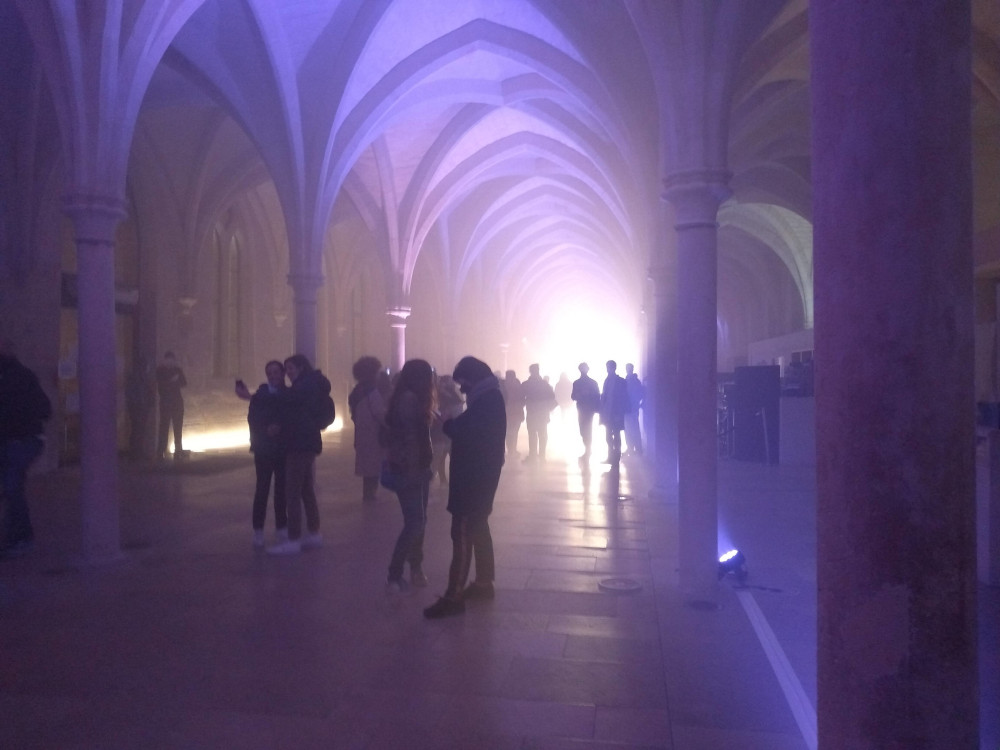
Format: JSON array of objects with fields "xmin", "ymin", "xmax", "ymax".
[
  {"xmin": 387, "ymin": 306, "xmax": 410, "ymax": 372},
  {"xmin": 662, "ymin": 170, "xmax": 730, "ymax": 601},
  {"xmin": 647, "ymin": 254, "xmax": 678, "ymax": 498},
  {"xmin": 812, "ymin": 2, "xmax": 977, "ymax": 746},
  {"xmin": 288, "ymin": 272, "xmax": 322, "ymax": 362},
  {"xmin": 63, "ymin": 193, "xmax": 127, "ymax": 565}
]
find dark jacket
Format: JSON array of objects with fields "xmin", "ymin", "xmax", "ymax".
[
  {"xmin": 384, "ymin": 390, "xmax": 433, "ymax": 485},
  {"xmin": 247, "ymin": 383, "xmax": 286, "ymax": 457},
  {"xmin": 0, "ymin": 354, "xmax": 52, "ymax": 441},
  {"xmin": 155, "ymin": 364, "xmax": 186, "ymax": 406},
  {"xmin": 443, "ymin": 377, "xmax": 506, "ymax": 516},
  {"xmin": 600, "ymin": 373, "xmax": 628, "ymax": 429},
  {"xmin": 280, "ymin": 369, "xmax": 332, "ymax": 455}
]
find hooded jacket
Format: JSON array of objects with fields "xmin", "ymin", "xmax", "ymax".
[
  {"xmin": 443, "ymin": 375, "xmax": 506, "ymax": 516},
  {"xmin": 280, "ymin": 368, "xmax": 332, "ymax": 455}
]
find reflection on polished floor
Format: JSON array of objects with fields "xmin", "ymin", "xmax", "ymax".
[{"xmin": 1, "ymin": 419, "xmax": 996, "ymax": 749}]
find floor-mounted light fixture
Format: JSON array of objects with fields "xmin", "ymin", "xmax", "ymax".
[{"xmin": 718, "ymin": 549, "xmax": 748, "ymax": 583}]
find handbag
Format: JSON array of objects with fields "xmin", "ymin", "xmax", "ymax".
[{"xmin": 380, "ymin": 460, "xmax": 403, "ymax": 491}]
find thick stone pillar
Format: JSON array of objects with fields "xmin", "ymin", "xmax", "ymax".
[
  {"xmin": 387, "ymin": 306, "xmax": 410, "ymax": 372},
  {"xmin": 647, "ymin": 255, "xmax": 678, "ymax": 498},
  {"xmin": 812, "ymin": 2, "xmax": 977, "ymax": 747},
  {"xmin": 663, "ymin": 170, "xmax": 730, "ymax": 600},
  {"xmin": 63, "ymin": 193, "xmax": 127, "ymax": 565},
  {"xmin": 288, "ymin": 272, "xmax": 322, "ymax": 362}
]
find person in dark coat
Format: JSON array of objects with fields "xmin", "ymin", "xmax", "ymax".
[
  {"xmin": 266, "ymin": 354, "xmax": 332, "ymax": 555},
  {"xmin": 424, "ymin": 356, "xmax": 506, "ymax": 619},
  {"xmin": 600, "ymin": 359, "xmax": 629, "ymax": 466},
  {"xmin": 500, "ymin": 370, "xmax": 524, "ymax": 457},
  {"xmin": 237, "ymin": 360, "xmax": 288, "ymax": 547},
  {"xmin": 571, "ymin": 362, "xmax": 601, "ymax": 460},
  {"xmin": 0, "ymin": 347, "xmax": 52, "ymax": 557},
  {"xmin": 155, "ymin": 351, "xmax": 188, "ymax": 460}
]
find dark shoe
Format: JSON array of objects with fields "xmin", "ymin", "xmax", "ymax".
[
  {"xmin": 462, "ymin": 582, "xmax": 495, "ymax": 600},
  {"xmin": 423, "ymin": 596, "xmax": 465, "ymax": 619}
]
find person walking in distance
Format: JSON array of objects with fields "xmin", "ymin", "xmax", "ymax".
[
  {"xmin": 600, "ymin": 360, "xmax": 628, "ymax": 466},
  {"xmin": 424, "ymin": 356, "xmax": 505, "ymax": 619},
  {"xmin": 236, "ymin": 361, "xmax": 288, "ymax": 548},
  {"xmin": 348, "ymin": 356, "xmax": 386, "ymax": 503},
  {"xmin": 623, "ymin": 363, "xmax": 645, "ymax": 456},
  {"xmin": 500, "ymin": 370, "xmax": 524, "ymax": 458},
  {"xmin": 570, "ymin": 362, "xmax": 601, "ymax": 461},
  {"xmin": 266, "ymin": 354, "xmax": 333, "ymax": 555},
  {"xmin": 155, "ymin": 351, "xmax": 188, "ymax": 460},
  {"xmin": 521, "ymin": 363, "xmax": 555, "ymax": 462}
]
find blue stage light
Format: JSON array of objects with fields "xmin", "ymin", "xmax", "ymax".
[{"xmin": 718, "ymin": 549, "xmax": 748, "ymax": 582}]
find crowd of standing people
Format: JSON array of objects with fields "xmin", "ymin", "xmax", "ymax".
[{"xmin": 1, "ymin": 339, "xmax": 645, "ymax": 620}]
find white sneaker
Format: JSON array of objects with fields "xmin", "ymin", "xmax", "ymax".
[
  {"xmin": 410, "ymin": 570, "xmax": 428, "ymax": 587},
  {"xmin": 266, "ymin": 539, "xmax": 302, "ymax": 555},
  {"xmin": 385, "ymin": 578, "xmax": 411, "ymax": 595},
  {"xmin": 253, "ymin": 529, "xmax": 265, "ymax": 548},
  {"xmin": 301, "ymin": 532, "xmax": 323, "ymax": 550}
]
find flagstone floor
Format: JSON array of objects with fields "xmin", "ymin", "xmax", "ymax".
[{"xmin": 1, "ymin": 425, "xmax": 995, "ymax": 749}]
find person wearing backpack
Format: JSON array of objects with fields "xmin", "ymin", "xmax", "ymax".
[
  {"xmin": 0, "ymin": 344, "xmax": 52, "ymax": 558},
  {"xmin": 267, "ymin": 353, "xmax": 333, "ymax": 555}
]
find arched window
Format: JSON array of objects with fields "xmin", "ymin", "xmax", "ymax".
[{"xmin": 214, "ymin": 229, "xmax": 241, "ymax": 377}]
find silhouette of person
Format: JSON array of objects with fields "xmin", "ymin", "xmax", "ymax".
[
  {"xmin": 624, "ymin": 363, "xmax": 645, "ymax": 456},
  {"xmin": 600, "ymin": 360, "xmax": 628, "ymax": 466},
  {"xmin": 571, "ymin": 362, "xmax": 601, "ymax": 460},
  {"xmin": 0, "ymin": 345, "xmax": 52, "ymax": 558},
  {"xmin": 237, "ymin": 360, "xmax": 288, "ymax": 547},
  {"xmin": 500, "ymin": 370, "xmax": 524, "ymax": 457},
  {"xmin": 521, "ymin": 363, "xmax": 555, "ymax": 462},
  {"xmin": 348, "ymin": 356, "xmax": 386, "ymax": 503},
  {"xmin": 424, "ymin": 356, "xmax": 505, "ymax": 619},
  {"xmin": 382, "ymin": 359, "xmax": 435, "ymax": 591},
  {"xmin": 266, "ymin": 354, "xmax": 331, "ymax": 555},
  {"xmin": 155, "ymin": 351, "xmax": 188, "ymax": 460}
]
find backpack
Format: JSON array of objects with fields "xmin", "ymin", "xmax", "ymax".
[{"xmin": 318, "ymin": 394, "xmax": 336, "ymax": 429}]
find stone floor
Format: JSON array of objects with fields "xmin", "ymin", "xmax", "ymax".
[{"xmin": 1, "ymin": 425, "xmax": 996, "ymax": 749}]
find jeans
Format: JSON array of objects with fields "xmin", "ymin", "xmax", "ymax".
[
  {"xmin": 526, "ymin": 423, "xmax": 547, "ymax": 458},
  {"xmin": 157, "ymin": 402, "xmax": 184, "ymax": 456},
  {"xmin": 387, "ymin": 478, "xmax": 429, "ymax": 581},
  {"xmin": 446, "ymin": 511, "xmax": 494, "ymax": 597},
  {"xmin": 252, "ymin": 451, "xmax": 287, "ymax": 531},
  {"xmin": 605, "ymin": 425, "xmax": 622, "ymax": 462},
  {"xmin": 284, "ymin": 451, "xmax": 319, "ymax": 540},
  {"xmin": 1, "ymin": 436, "xmax": 44, "ymax": 547}
]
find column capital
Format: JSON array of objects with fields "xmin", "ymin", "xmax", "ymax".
[
  {"xmin": 61, "ymin": 192, "xmax": 127, "ymax": 243},
  {"xmin": 287, "ymin": 272, "xmax": 324, "ymax": 301},
  {"xmin": 386, "ymin": 306, "xmax": 411, "ymax": 328},
  {"xmin": 661, "ymin": 169, "xmax": 732, "ymax": 228}
]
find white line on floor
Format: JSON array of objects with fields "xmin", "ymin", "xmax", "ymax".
[{"xmin": 736, "ymin": 588, "xmax": 818, "ymax": 750}]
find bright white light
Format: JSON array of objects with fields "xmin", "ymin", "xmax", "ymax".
[
  {"xmin": 179, "ymin": 429, "xmax": 252, "ymax": 453},
  {"xmin": 719, "ymin": 549, "xmax": 740, "ymax": 563},
  {"xmin": 530, "ymin": 301, "xmax": 640, "ymax": 379},
  {"xmin": 177, "ymin": 417, "xmax": 344, "ymax": 454}
]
